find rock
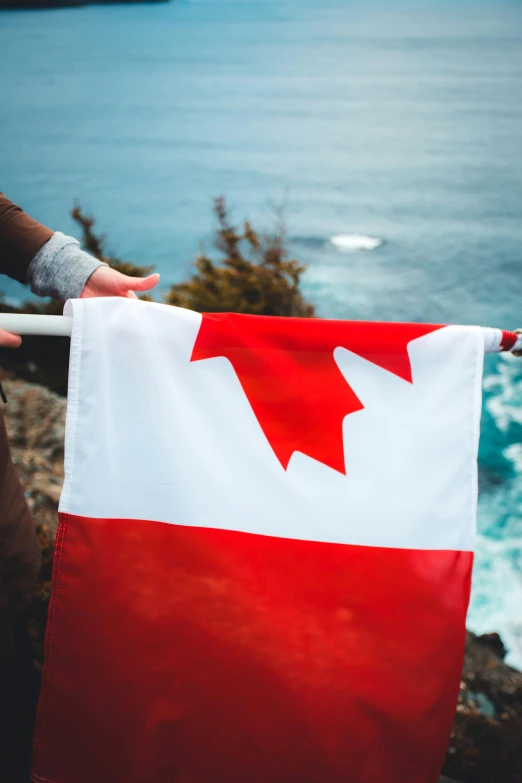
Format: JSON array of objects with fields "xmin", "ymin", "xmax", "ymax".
[
  {"xmin": 443, "ymin": 632, "xmax": 522, "ymax": 782},
  {"xmin": 1, "ymin": 377, "xmax": 66, "ymax": 537},
  {"xmin": 474, "ymin": 631, "xmax": 508, "ymax": 661},
  {"xmin": 462, "ymin": 632, "xmax": 522, "ymax": 717}
]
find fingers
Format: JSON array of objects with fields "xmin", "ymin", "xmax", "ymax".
[
  {"xmin": 0, "ymin": 329, "xmax": 22, "ymax": 349},
  {"xmin": 80, "ymin": 267, "xmax": 160, "ymax": 299},
  {"xmin": 121, "ymin": 273, "xmax": 160, "ymax": 293}
]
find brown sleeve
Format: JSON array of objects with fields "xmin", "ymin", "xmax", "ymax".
[
  {"xmin": 0, "ymin": 192, "xmax": 54, "ymax": 284},
  {"xmin": 0, "ymin": 414, "xmax": 41, "ymax": 662}
]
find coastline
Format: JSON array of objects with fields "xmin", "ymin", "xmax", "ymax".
[{"xmin": 0, "ymin": 0, "xmax": 167, "ymax": 9}]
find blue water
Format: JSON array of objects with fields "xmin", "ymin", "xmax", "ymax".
[{"xmin": 1, "ymin": 0, "xmax": 522, "ymax": 664}]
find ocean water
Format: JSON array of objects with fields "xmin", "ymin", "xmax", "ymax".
[{"xmin": 1, "ymin": 0, "xmax": 522, "ymax": 663}]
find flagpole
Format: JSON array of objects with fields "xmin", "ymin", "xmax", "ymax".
[
  {"xmin": 0, "ymin": 314, "xmax": 73, "ymax": 337},
  {"xmin": 0, "ymin": 313, "xmax": 521, "ymax": 354}
]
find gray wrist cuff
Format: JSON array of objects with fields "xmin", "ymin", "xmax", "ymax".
[{"xmin": 27, "ymin": 231, "xmax": 108, "ymax": 301}]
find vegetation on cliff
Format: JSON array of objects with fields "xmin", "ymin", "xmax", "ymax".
[{"xmin": 167, "ymin": 198, "xmax": 314, "ymax": 317}]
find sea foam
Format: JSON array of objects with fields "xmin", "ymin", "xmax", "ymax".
[
  {"xmin": 484, "ymin": 357, "xmax": 522, "ymax": 434},
  {"xmin": 330, "ymin": 233, "xmax": 383, "ymax": 251},
  {"xmin": 469, "ymin": 531, "xmax": 522, "ymax": 669},
  {"xmin": 468, "ymin": 356, "xmax": 522, "ymax": 669}
]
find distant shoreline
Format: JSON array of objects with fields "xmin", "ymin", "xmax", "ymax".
[{"xmin": 0, "ymin": 0, "xmax": 167, "ymax": 9}]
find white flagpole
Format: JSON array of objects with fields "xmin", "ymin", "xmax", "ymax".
[
  {"xmin": 0, "ymin": 314, "xmax": 73, "ymax": 337},
  {"xmin": 0, "ymin": 313, "xmax": 521, "ymax": 354}
]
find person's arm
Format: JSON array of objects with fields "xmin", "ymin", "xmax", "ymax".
[
  {"xmin": 0, "ymin": 193, "xmax": 159, "ymax": 348},
  {"xmin": 0, "ymin": 192, "xmax": 53, "ymax": 283},
  {"xmin": 0, "ymin": 192, "xmax": 106, "ymax": 298},
  {"xmin": 28, "ymin": 232, "xmax": 160, "ymax": 301}
]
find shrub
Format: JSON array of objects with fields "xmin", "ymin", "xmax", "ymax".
[{"xmin": 167, "ymin": 197, "xmax": 314, "ymax": 317}]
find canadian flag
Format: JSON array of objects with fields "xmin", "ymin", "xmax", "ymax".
[{"xmin": 33, "ymin": 299, "xmax": 484, "ymax": 783}]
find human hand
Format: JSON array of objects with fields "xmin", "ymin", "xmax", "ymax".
[
  {"xmin": 80, "ymin": 266, "xmax": 160, "ymax": 299},
  {"xmin": 0, "ymin": 329, "xmax": 22, "ymax": 348}
]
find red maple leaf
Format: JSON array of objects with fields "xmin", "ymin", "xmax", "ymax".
[{"xmin": 191, "ymin": 314, "xmax": 443, "ymax": 474}]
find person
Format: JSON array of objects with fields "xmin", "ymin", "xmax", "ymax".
[{"xmin": 0, "ymin": 191, "xmax": 159, "ymax": 780}]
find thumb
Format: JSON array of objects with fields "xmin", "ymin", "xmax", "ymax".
[
  {"xmin": 0, "ymin": 329, "xmax": 22, "ymax": 349},
  {"xmin": 119, "ymin": 273, "xmax": 160, "ymax": 293}
]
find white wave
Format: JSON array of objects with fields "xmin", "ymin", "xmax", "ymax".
[
  {"xmin": 330, "ymin": 233, "xmax": 383, "ymax": 252},
  {"xmin": 472, "ymin": 359, "xmax": 522, "ymax": 670},
  {"xmin": 468, "ymin": 532, "xmax": 522, "ymax": 670},
  {"xmin": 484, "ymin": 358, "xmax": 522, "ymax": 435},
  {"xmin": 504, "ymin": 443, "xmax": 522, "ymax": 474}
]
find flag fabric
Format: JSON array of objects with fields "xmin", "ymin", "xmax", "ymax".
[{"xmin": 32, "ymin": 298, "xmax": 484, "ymax": 783}]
